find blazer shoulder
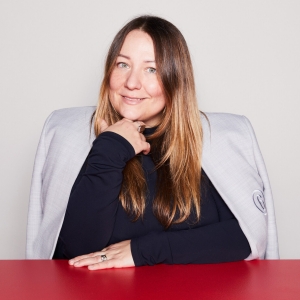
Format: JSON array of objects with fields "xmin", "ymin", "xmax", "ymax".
[
  {"xmin": 202, "ymin": 112, "xmax": 248, "ymax": 130},
  {"xmin": 47, "ymin": 106, "xmax": 96, "ymax": 128},
  {"xmin": 42, "ymin": 106, "xmax": 96, "ymax": 135},
  {"xmin": 201, "ymin": 112, "xmax": 254, "ymax": 141},
  {"xmin": 40, "ymin": 106, "xmax": 96, "ymax": 147}
]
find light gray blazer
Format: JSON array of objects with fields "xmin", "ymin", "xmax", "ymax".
[{"xmin": 26, "ymin": 106, "xmax": 279, "ymax": 260}]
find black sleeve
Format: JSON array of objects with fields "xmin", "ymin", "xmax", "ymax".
[
  {"xmin": 131, "ymin": 184, "xmax": 251, "ymax": 266},
  {"xmin": 58, "ymin": 131, "xmax": 135, "ymax": 258}
]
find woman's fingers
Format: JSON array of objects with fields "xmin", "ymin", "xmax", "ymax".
[
  {"xmin": 87, "ymin": 260, "xmax": 112, "ymax": 270},
  {"xmin": 69, "ymin": 252, "xmax": 102, "ymax": 265},
  {"xmin": 69, "ymin": 240, "xmax": 134, "ymax": 270},
  {"xmin": 135, "ymin": 121, "xmax": 146, "ymax": 134},
  {"xmin": 69, "ymin": 251, "xmax": 108, "ymax": 267},
  {"xmin": 73, "ymin": 256, "xmax": 98, "ymax": 267},
  {"xmin": 102, "ymin": 119, "xmax": 151, "ymax": 155},
  {"xmin": 142, "ymin": 142, "xmax": 151, "ymax": 155}
]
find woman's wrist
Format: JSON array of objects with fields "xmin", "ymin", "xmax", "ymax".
[{"xmin": 93, "ymin": 131, "xmax": 136, "ymax": 163}]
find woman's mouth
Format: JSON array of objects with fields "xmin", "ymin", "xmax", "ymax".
[{"xmin": 122, "ymin": 96, "xmax": 144, "ymax": 104}]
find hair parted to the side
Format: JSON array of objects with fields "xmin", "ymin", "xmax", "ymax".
[{"xmin": 93, "ymin": 15, "xmax": 203, "ymax": 228}]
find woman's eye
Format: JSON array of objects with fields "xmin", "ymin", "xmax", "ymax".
[
  {"xmin": 147, "ymin": 67, "xmax": 156, "ymax": 74},
  {"xmin": 117, "ymin": 62, "xmax": 129, "ymax": 69}
]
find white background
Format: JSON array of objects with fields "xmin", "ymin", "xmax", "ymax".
[{"xmin": 0, "ymin": 0, "xmax": 299, "ymax": 259}]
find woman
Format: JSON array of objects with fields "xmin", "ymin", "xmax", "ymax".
[{"xmin": 26, "ymin": 16, "xmax": 279, "ymax": 269}]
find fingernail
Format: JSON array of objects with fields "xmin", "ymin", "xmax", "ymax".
[{"xmin": 69, "ymin": 260, "xmax": 74, "ymax": 265}]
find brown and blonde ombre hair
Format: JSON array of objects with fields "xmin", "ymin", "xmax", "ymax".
[{"xmin": 93, "ymin": 15, "xmax": 203, "ymax": 228}]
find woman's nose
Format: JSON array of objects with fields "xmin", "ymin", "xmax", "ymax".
[{"xmin": 124, "ymin": 69, "xmax": 142, "ymax": 90}]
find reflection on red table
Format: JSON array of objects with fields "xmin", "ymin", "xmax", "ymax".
[{"xmin": 0, "ymin": 260, "xmax": 299, "ymax": 299}]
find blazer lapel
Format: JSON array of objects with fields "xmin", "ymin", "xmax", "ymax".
[
  {"xmin": 200, "ymin": 113, "xmax": 268, "ymax": 260},
  {"xmin": 35, "ymin": 107, "xmax": 96, "ymax": 257},
  {"xmin": 201, "ymin": 113, "xmax": 263, "ymax": 216}
]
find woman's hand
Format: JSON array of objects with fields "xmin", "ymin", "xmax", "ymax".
[
  {"xmin": 100, "ymin": 119, "xmax": 150, "ymax": 155},
  {"xmin": 68, "ymin": 240, "xmax": 135, "ymax": 270}
]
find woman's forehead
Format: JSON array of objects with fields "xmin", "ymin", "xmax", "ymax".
[{"xmin": 119, "ymin": 30, "xmax": 155, "ymax": 61}]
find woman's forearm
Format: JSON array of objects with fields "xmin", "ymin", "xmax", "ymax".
[
  {"xmin": 58, "ymin": 132, "xmax": 135, "ymax": 258},
  {"xmin": 131, "ymin": 219, "xmax": 251, "ymax": 266}
]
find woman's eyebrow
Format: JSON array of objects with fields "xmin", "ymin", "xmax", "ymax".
[
  {"xmin": 118, "ymin": 54, "xmax": 155, "ymax": 63},
  {"xmin": 118, "ymin": 54, "xmax": 130, "ymax": 59}
]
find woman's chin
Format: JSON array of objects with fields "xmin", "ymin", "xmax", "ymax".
[{"xmin": 118, "ymin": 111, "xmax": 142, "ymax": 122}]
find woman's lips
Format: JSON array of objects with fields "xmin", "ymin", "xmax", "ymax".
[{"xmin": 122, "ymin": 96, "xmax": 145, "ymax": 105}]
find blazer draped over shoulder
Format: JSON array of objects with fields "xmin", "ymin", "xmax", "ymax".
[{"xmin": 26, "ymin": 106, "xmax": 279, "ymax": 260}]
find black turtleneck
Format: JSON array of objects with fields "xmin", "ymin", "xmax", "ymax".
[{"xmin": 53, "ymin": 129, "xmax": 251, "ymax": 265}]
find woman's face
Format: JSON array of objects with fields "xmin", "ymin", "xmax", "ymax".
[{"xmin": 109, "ymin": 30, "xmax": 166, "ymax": 127}]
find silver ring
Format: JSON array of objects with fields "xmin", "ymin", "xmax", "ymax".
[
  {"xmin": 100, "ymin": 254, "xmax": 107, "ymax": 262},
  {"xmin": 137, "ymin": 122, "xmax": 145, "ymax": 133}
]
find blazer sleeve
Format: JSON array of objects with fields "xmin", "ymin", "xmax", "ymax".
[
  {"xmin": 26, "ymin": 112, "xmax": 54, "ymax": 258},
  {"xmin": 243, "ymin": 116, "xmax": 279, "ymax": 259}
]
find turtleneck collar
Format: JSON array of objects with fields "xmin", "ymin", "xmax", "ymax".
[{"xmin": 143, "ymin": 126, "xmax": 157, "ymax": 136}]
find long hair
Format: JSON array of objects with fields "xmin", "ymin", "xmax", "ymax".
[{"xmin": 93, "ymin": 15, "xmax": 203, "ymax": 228}]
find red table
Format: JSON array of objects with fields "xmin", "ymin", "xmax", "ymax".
[{"xmin": 0, "ymin": 260, "xmax": 299, "ymax": 299}]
